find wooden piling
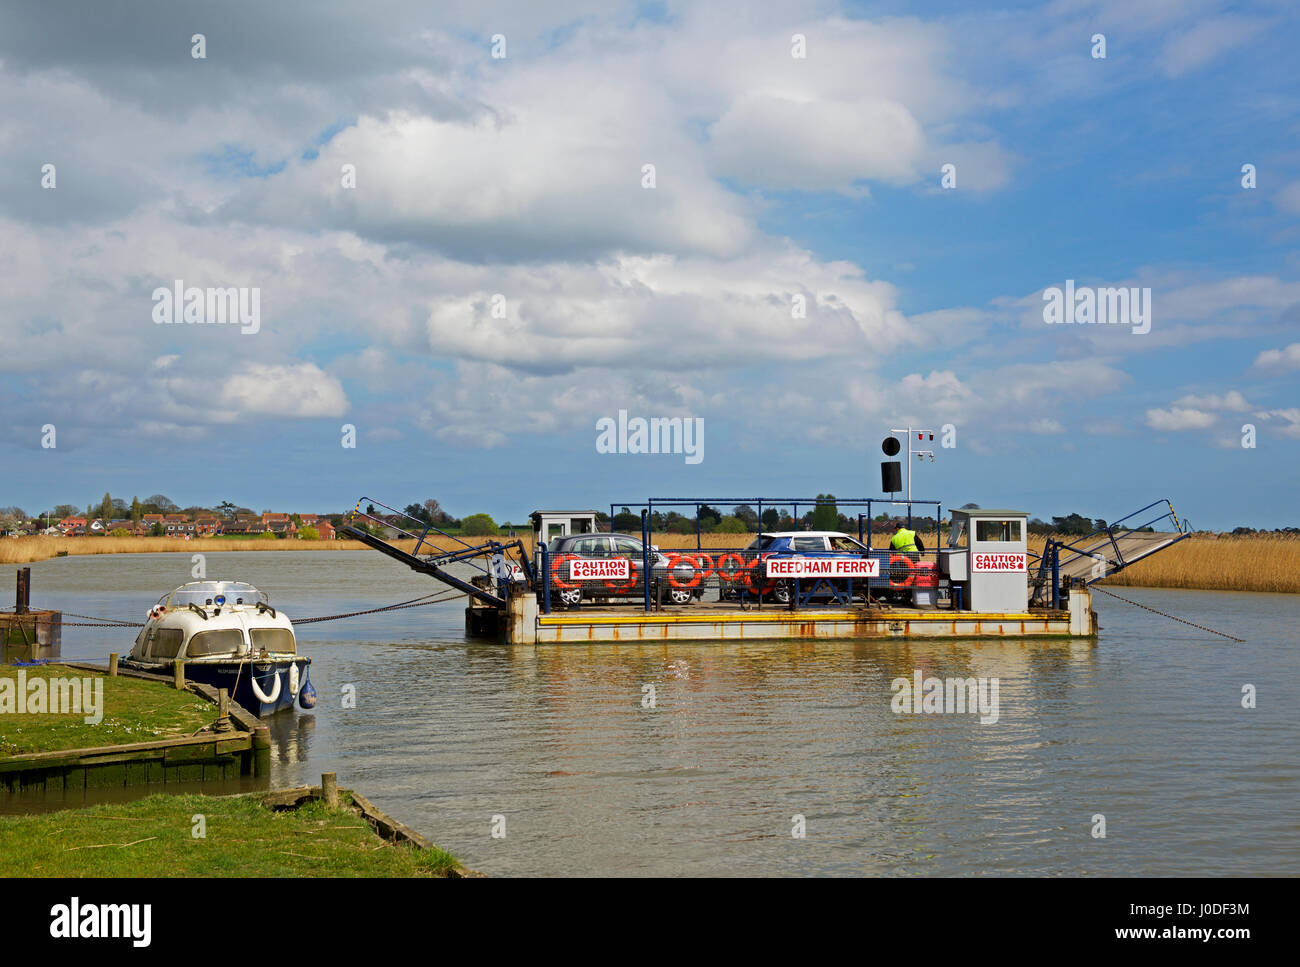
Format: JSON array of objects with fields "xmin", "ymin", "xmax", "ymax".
[
  {"xmin": 108, "ymin": 653, "xmax": 118, "ymax": 677},
  {"xmin": 173, "ymin": 660, "xmax": 185, "ymax": 689},
  {"xmin": 322, "ymin": 772, "xmax": 339, "ymax": 808},
  {"xmin": 15, "ymin": 567, "xmax": 30, "ymax": 615}
]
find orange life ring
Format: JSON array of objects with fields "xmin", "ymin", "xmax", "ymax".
[
  {"xmin": 603, "ymin": 559, "xmax": 638, "ymax": 593},
  {"xmin": 742, "ymin": 556, "xmax": 775, "ymax": 596},
  {"xmin": 667, "ymin": 553, "xmax": 701, "ymax": 590},
  {"xmin": 550, "ymin": 553, "xmax": 578, "ymax": 588},
  {"xmin": 691, "ymin": 553, "xmax": 714, "ymax": 581},
  {"xmin": 714, "ymin": 553, "xmax": 745, "ymax": 582},
  {"xmin": 888, "ymin": 554, "xmax": 915, "ymax": 588}
]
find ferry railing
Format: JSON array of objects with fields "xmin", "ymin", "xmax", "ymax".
[
  {"xmin": 611, "ymin": 496, "xmax": 944, "ymax": 612},
  {"xmin": 536, "ymin": 541, "xmax": 946, "ymax": 612}
]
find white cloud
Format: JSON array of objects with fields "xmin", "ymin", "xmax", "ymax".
[
  {"xmin": 1254, "ymin": 342, "xmax": 1300, "ymax": 371},
  {"xmin": 219, "ymin": 364, "xmax": 349, "ymax": 419},
  {"xmin": 1159, "ymin": 16, "xmax": 1268, "ymax": 78},
  {"xmin": 1173, "ymin": 390, "xmax": 1251, "ymax": 412},
  {"xmin": 1145, "ymin": 407, "xmax": 1215, "ymax": 431},
  {"xmin": 708, "ymin": 93, "xmax": 924, "ymax": 191}
]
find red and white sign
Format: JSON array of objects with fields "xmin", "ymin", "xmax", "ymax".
[
  {"xmin": 972, "ymin": 552, "xmax": 1026, "ymax": 573},
  {"xmin": 765, "ymin": 557, "xmax": 880, "ymax": 579},
  {"xmin": 570, "ymin": 558, "xmax": 631, "ymax": 580}
]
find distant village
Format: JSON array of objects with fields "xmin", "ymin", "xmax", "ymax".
[{"xmin": 37, "ymin": 511, "xmax": 338, "ymax": 540}]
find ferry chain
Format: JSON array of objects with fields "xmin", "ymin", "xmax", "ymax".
[
  {"xmin": 1091, "ymin": 585, "xmax": 1245, "ymax": 642},
  {"xmin": 34, "ymin": 590, "xmax": 467, "ymax": 629}
]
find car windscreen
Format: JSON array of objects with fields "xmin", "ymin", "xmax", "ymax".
[{"xmin": 745, "ymin": 536, "xmax": 778, "ymax": 550}]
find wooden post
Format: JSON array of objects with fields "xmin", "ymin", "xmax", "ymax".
[
  {"xmin": 15, "ymin": 567, "xmax": 30, "ymax": 615},
  {"xmin": 108, "ymin": 653, "xmax": 118, "ymax": 677},
  {"xmin": 214, "ymin": 687, "xmax": 233, "ymax": 733},
  {"xmin": 321, "ymin": 772, "xmax": 339, "ymax": 808},
  {"xmin": 173, "ymin": 659, "xmax": 185, "ymax": 689}
]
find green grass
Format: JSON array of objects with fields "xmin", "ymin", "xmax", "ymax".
[
  {"xmin": 0, "ymin": 664, "xmax": 213, "ymax": 758},
  {"xmin": 0, "ymin": 792, "xmax": 461, "ymax": 877}
]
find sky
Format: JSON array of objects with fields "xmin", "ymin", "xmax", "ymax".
[{"xmin": 0, "ymin": 0, "xmax": 1297, "ymax": 530}]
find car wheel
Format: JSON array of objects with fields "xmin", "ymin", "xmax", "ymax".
[
  {"xmin": 668, "ymin": 587, "xmax": 693, "ymax": 606},
  {"xmin": 773, "ymin": 580, "xmax": 793, "ymax": 605},
  {"xmin": 558, "ymin": 587, "xmax": 583, "ymax": 608}
]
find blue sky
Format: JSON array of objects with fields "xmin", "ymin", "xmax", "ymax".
[{"xmin": 1, "ymin": 0, "xmax": 1297, "ymax": 530}]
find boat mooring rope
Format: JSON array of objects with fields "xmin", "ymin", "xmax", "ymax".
[
  {"xmin": 28, "ymin": 590, "xmax": 467, "ymax": 630},
  {"xmin": 293, "ymin": 589, "xmax": 465, "ymax": 624},
  {"xmin": 1092, "ymin": 585, "xmax": 1245, "ymax": 642}
]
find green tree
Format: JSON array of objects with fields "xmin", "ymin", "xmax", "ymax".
[
  {"xmin": 811, "ymin": 494, "xmax": 838, "ymax": 531},
  {"xmin": 216, "ymin": 501, "xmax": 238, "ymax": 519},
  {"xmin": 149, "ymin": 522, "xmax": 165, "ymax": 537},
  {"xmin": 99, "ymin": 493, "xmax": 113, "ymax": 522},
  {"xmin": 761, "ymin": 508, "xmax": 780, "ymax": 530},
  {"xmin": 612, "ymin": 507, "xmax": 640, "ymax": 531},
  {"xmin": 130, "ymin": 496, "xmax": 142, "ymax": 521},
  {"xmin": 716, "ymin": 516, "xmax": 747, "ymax": 534},
  {"xmin": 462, "ymin": 513, "xmax": 499, "ymax": 536},
  {"xmin": 299, "ymin": 526, "xmax": 320, "ymax": 540}
]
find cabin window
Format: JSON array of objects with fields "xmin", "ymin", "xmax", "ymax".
[
  {"xmin": 250, "ymin": 628, "xmax": 295, "ymax": 654},
  {"xmin": 185, "ymin": 629, "xmax": 245, "ymax": 657},
  {"xmin": 975, "ymin": 519, "xmax": 1022, "ymax": 543},
  {"xmin": 149, "ymin": 628, "xmax": 184, "ymax": 660}
]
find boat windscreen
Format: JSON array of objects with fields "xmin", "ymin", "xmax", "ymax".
[
  {"xmin": 250, "ymin": 628, "xmax": 295, "ymax": 654},
  {"xmin": 164, "ymin": 581, "xmax": 268, "ymax": 609},
  {"xmin": 184, "ymin": 628, "xmax": 246, "ymax": 657}
]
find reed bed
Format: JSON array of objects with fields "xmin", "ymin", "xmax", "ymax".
[{"xmin": 3, "ymin": 532, "xmax": 1296, "ymax": 593}]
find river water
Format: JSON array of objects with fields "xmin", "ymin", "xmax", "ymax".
[{"xmin": 16, "ymin": 550, "xmax": 1298, "ymax": 876}]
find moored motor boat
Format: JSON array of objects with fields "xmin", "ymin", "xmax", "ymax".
[{"xmin": 122, "ymin": 580, "xmax": 314, "ymax": 717}]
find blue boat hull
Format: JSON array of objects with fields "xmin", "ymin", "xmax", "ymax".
[{"xmin": 184, "ymin": 658, "xmax": 312, "ymax": 717}]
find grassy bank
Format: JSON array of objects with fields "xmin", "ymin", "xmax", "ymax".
[
  {"xmin": 0, "ymin": 791, "xmax": 460, "ymax": 877},
  {"xmin": 0, "ymin": 664, "xmax": 213, "ymax": 758}
]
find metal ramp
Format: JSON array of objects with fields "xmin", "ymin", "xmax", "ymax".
[
  {"xmin": 340, "ymin": 498, "xmax": 534, "ymax": 609},
  {"xmin": 1029, "ymin": 499, "xmax": 1191, "ymax": 606}
]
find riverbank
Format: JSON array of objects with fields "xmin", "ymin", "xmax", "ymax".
[
  {"xmin": 0, "ymin": 789, "xmax": 463, "ymax": 877},
  {"xmin": 0, "ymin": 663, "xmax": 212, "ymax": 758},
  {"xmin": 5, "ymin": 532, "xmax": 1296, "ymax": 594}
]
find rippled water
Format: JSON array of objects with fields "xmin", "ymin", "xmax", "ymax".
[{"xmin": 16, "ymin": 550, "xmax": 1298, "ymax": 876}]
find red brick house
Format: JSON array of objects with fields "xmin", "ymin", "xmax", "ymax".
[{"xmin": 262, "ymin": 513, "xmax": 296, "ymax": 536}]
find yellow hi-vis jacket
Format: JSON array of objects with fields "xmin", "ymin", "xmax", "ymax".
[{"xmin": 890, "ymin": 528, "xmax": 918, "ymax": 552}]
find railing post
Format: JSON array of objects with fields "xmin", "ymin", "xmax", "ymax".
[
  {"xmin": 641, "ymin": 509, "xmax": 651, "ymax": 613},
  {"xmin": 540, "ymin": 542, "xmax": 551, "ymax": 614},
  {"xmin": 1051, "ymin": 541, "xmax": 1060, "ymax": 610}
]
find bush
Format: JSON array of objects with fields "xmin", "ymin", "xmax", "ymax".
[
  {"xmin": 462, "ymin": 514, "xmax": 500, "ymax": 536},
  {"xmin": 716, "ymin": 516, "xmax": 747, "ymax": 534},
  {"xmin": 298, "ymin": 526, "xmax": 320, "ymax": 541}
]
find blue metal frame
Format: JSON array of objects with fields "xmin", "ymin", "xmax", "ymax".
[{"xmin": 612, "ymin": 496, "xmax": 943, "ymax": 612}]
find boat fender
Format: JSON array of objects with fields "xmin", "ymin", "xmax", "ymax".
[
  {"xmin": 299, "ymin": 674, "xmax": 317, "ymax": 710},
  {"xmin": 249, "ymin": 666, "xmax": 282, "ymax": 705},
  {"xmin": 288, "ymin": 662, "xmax": 300, "ymax": 698}
]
